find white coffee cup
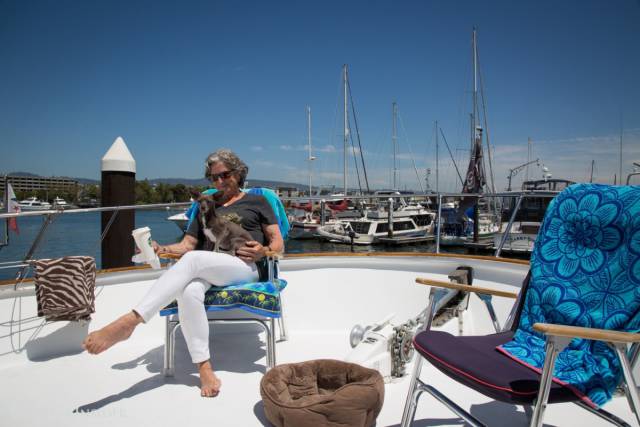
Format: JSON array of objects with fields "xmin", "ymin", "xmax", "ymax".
[{"xmin": 131, "ymin": 226, "xmax": 161, "ymax": 269}]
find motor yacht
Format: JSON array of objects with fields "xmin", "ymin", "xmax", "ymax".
[
  {"xmin": 492, "ymin": 221, "xmax": 540, "ymax": 254},
  {"xmin": 17, "ymin": 196, "xmax": 52, "ymax": 211},
  {"xmin": 316, "ymin": 206, "xmax": 435, "ymax": 245},
  {"xmin": 52, "ymin": 196, "xmax": 77, "ymax": 210}
]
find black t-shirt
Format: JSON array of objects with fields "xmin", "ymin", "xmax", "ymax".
[{"xmin": 186, "ymin": 193, "xmax": 277, "ymax": 250}]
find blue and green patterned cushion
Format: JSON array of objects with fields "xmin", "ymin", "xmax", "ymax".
[
  {"xmin": 499, "ymin": 183, "xmax": 640, "ymax": 407},
  {"xmin": 159, "ymin": 278, "xmax": 287, "ymax": 318}
]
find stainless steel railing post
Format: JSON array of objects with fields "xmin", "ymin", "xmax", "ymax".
[
  {"xmin": 435, "ymin": 193, "xmax": 442, "ymax": 254},
  {"xmin": 14, "ymin": 212, "xmax": 57, "ymax": 286},
  {"xmin": 495, "ymin": 194, "xmax": 524, "ymax": 258}
]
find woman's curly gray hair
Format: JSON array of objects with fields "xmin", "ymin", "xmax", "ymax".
[{"xmin": 204, "ymin": 149, "xmax": 249, "ymax": 187}]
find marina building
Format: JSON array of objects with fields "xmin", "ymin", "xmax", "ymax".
[{"xmin": 0, "ymin": 175, "xmax": 79, "ymax": 195}]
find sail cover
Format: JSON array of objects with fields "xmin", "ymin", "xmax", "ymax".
[{"xmin": 458, "ymin": 127, "xmax": 486, "ymax": 216}]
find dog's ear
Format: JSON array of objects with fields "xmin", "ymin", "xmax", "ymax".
[
  {"xmin": 198, "ymin": 194, "xmax": 214, "ymax": 210},
  {"xmin": 189, "ymin": 188, "xmax": 202, "ymax": 200}
]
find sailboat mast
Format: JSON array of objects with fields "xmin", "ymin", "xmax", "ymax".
[
  {"xmin": 343, "ymin": 64, "xmax": 349, "ymax": 196},
  {"xmin": 472, "ymin": 28, "xmax": 478, "ymax": 143},
  {"xmin": 620, "ymin": 114, "xmax": 623, "ymax": 185},
  {"xmin": 525, "ymin": 137, "xmax": 532, "ymax": 183},
  {"xmin": 435, "ymin": 120, "xmax": 439, "ymax": 193},
  {"xmin": 306, "ymin": 105, "xmax": 314, "ymax": 197},
  {"xmin": 392, "ymin": 101, "xmax": 398, "ymax": 189},
  {"xmin": 342, "ymin": 64, "xmax": 349, "ymax": 197}
]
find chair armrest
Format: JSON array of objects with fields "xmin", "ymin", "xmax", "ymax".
[
  {"xmin": 415, "ymin": 277, "xmax": 518, "ymax": 299},
  {"xmin": 264, "ymin": 250, "xmax": 283, "ymax": 260},
  {"xmin": 533, "ymin": 323, "xmax": 640, "ymax": 344},
  {"xmin": 160, "ymin": 251, "xmax": 283, "ymax": 261}
]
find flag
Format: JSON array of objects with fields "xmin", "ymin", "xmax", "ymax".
[{"xmin": 7, "ymin": 183, "xmax": 19, "ymax": 234}]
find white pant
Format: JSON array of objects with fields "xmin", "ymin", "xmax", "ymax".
[{"xmin": 134, "ymin": 251, "xmax": 259, "ymax": 364}]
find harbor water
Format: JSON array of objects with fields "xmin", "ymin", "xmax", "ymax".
[{"xmin": 0, "ymin": 209, "xmax": 494, "ymax": 281}]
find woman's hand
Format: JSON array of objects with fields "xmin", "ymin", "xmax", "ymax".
[
  {"xmin": 152, "ymin": 235, "xmax": 197, "ymax": 257},
  {"xmin": 236, "ymin": 241, "xmax": 266, "ymax": 262},
  {"xmin": 151, "ymin": 240, "xmax": 166, "ymax": 254}
]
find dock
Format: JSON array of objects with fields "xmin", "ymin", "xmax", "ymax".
[
  {"xmin": 463, "ymin": 239, "xmax": 494, "ymax": 250},
  {"xmin": 376, "ymin": 235, "xmax": 435, "ymax": 246}
]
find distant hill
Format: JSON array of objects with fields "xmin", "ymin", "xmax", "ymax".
[
  {"xmin": 7, "ymin": 171, "xmax": 40, "ymax": 177},
  {"xmin": 148, "ymin": 177, "xmax": 307, "ymax": 190},
  {"xmin": 6, "ymin": 171, "xmax": 307, "ymax": 191}
]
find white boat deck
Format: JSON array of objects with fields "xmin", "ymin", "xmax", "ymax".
[{"xmin": 0, "ymin": 255, "xmax": 637, "ymax": 426}]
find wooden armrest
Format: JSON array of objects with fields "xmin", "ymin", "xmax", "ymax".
[
  {"xmin": 159, "ymin": 251, "xmax": 282, "ymax": 260},
  {"xmin": 533, "ymin": 323, "xmax": 640, "ymax": 344},
  {"xmin": 415, "ymin": 277, "xmax": 518, "ymax": 299},
  {"xmin": 264, "ymin": 250, "xmax": 283, "ymax": 260},
  {"xmin": 158, "ymin": 252, "xmax": 182, "ymax": 260}
]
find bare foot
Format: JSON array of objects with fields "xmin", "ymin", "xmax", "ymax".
[
  {"xmin": 198, "ymin": 361, "xmax": 222, "ymax": 397},
  {"xmin": 83, "ymin": 311, "xmax": 142, "ymax": 354}
]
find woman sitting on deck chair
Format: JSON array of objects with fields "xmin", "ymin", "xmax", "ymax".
[{"xmin": 83, "ymin": 149, "xmax": 284, "ymax": 398}]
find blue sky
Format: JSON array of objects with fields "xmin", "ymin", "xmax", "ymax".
[{"xmin": 1, "ymin": 0, "xmax": 639, "ymax": 192}]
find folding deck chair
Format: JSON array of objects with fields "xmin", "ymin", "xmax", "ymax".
[
  {"xmin": 158, "ymin": 187, "xmax": 289, "ymax": 376},
  {"xmin": 401, "ymin": 183, "xmax": 640, "ymax": 427}
]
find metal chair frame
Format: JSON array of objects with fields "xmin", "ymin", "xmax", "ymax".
[
  {"xmin": 162, "ymin": 256, "xmax": 287, "ymax": 377},
  {"xmin": 400, "ymin": 280, "xmax": 640, "ymax": 427}
]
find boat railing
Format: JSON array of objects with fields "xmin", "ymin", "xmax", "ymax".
[
  {"xmin": 626, "ymin": 171, "xmax": 640, "ymax": 185},
  {"xmin": 0, "ymin": 202, "xmax": 192, "ymax": 284},
  {"xmin": 0, "ymin": 201, "xmax": 192, "ymax": 220},
  {"xmin": 0, "ymin": 191, "xmax": 562, "ymax": 284}
]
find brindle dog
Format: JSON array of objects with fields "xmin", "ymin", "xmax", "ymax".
[{"xmin": 198, "ymin": 192, "xmax": 252, "ymax": 255}]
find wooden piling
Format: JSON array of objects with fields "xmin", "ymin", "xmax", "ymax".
[{"xmin": 101, "ymin": 137, "xmax": 136, "ymax": 269}]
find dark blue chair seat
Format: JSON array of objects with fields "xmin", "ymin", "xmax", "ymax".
[{"xmin": 413, "ymin": 330, "xmax": 576, "ymax": 405}]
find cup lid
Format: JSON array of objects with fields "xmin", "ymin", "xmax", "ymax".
[{"xmin": 132, "ymin": 226, "xmax": 151, "ymax": 235}]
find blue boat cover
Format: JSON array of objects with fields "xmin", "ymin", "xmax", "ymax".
[{"xmin": 499, "ymin": 183, "xmax": 640, "ymax": 407}]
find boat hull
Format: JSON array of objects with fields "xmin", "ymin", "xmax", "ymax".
[
  {"xmin": 167, "ymin": 212, "xmax": 189, "ymax": 231},
  {"xmin": 288, "ymin": 220, "xmax": 321, "ymax": 240},
  {"xmin": 18, "ymin": 204, "xmax": 52, "ymax": 211},
  {"xmin": 1, "ymin": 254, "xmax": 637, "ymax": 426}
]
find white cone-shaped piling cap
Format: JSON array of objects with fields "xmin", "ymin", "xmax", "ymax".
[{"xmin": 101, "ymin": 136, "xmax": 136, "ymax": 173}]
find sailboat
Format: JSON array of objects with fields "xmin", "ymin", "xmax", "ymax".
[
  {"xmin": 317, "ymin": 96, "xmax": 436, "ymax": 245},
  {"xmin": 288, "ymin": 104, "xmax": 358, "ymax": 239},
  {"xmin": 439, "ymin": 29, "xmax": 500, "ymax": 246}
]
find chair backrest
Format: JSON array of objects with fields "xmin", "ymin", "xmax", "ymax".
[
  {"xmin": 521, "ymin": 183, "xmax": 640, "ymax": 333},
  {"xmin": 184, "ymin": 188, "xmax": 290, "ymax": 240},
  {"xmin": 499, "ymin": 183, "xmax": 640, "ymax": 406}
]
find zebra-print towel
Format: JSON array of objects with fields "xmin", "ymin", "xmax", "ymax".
[{"xmin": 34, "ymin": 256, "xmax": 96, "ymax": 321}]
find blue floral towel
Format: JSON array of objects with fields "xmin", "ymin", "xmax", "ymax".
[{"xmin": 499, "ymin": 184, "xmax": 640, "ymax": 407}]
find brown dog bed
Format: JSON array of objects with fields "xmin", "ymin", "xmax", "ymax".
[{"xmin": 260, "ymin": 359, "xmax": 385, "ymax": 427}]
